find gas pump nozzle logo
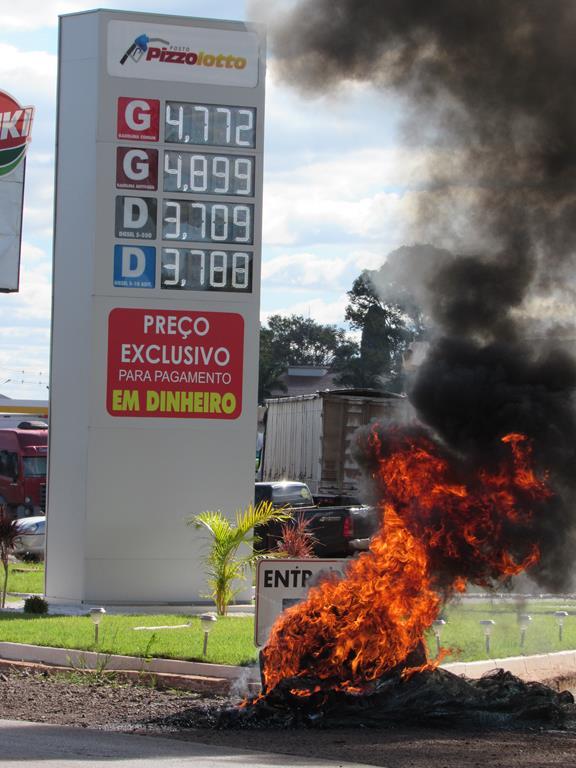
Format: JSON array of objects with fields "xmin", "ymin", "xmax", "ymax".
[
  {"xmin": 119, "ymin": 32, "xmax": 248, "ymax": 70},
  {"xmin": 120, "ymin": 34, "xmax": 169, "ymax": 65}
]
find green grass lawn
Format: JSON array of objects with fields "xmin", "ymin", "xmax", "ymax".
[
  {"xmin": 0, "ymin": 598, "xmax": 575, "ymax": 667},
  {"xmin": 0, "ymin": 613, "xmax": 258, "ymax": 666},
  {"xmin": 425, "ymin": 599, "xmax": 576, "ymax": 662},
  {"xmin": 5, "ymin": 561, "xmax": 44, "ymax": 595}
]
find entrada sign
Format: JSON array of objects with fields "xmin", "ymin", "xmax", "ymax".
[
  {"xmin": 0, "ymin": 90, "xmax": 34, "ymax": 177},
  {"xmin": 255, "ymin": 559, "xmax": 349, "ymax": 647}
]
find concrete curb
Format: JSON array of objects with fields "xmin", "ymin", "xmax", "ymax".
[
  {"xmin": 0, "ymin": 642, "xmax": 259, "ymax": 682},
  {"xmin": 0, "ymin": 642, "xmax": 575, "ymax": 693}
]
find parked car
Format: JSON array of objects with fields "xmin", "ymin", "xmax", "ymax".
[
  {"xmin": 255, "ymin": 480, "xmax": 314, "ymax": 509},
  {"xmin": 254, "ymin": 481, "xmax": 380, "ymax": 558},
  {"xmin": 12, "ymin": 515, "xmax": 45, "ymax": 560}
]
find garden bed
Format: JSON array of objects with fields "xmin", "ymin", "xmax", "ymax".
[{"xmin": 0, "ymin": 665, "xmax": 575, "ymax": 768}]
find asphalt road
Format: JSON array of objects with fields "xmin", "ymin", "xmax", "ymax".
[{"xmin": 0, "ymin": 719, "xmax": 369, "ymax": 767}]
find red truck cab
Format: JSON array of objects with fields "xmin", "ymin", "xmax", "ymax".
[{"xmin": 0, "ymin": 422, "xmax": 48, "ymax": 518}]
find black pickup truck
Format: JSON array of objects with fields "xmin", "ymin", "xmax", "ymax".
[{"xmin": 255, "ymin": 481, "xmax": 380, "ymax": 558}]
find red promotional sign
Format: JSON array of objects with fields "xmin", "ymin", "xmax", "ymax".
[
  {"xmin": 107, "ymin": 308, "xmax": 244, "ymax": 419},
  {"xmin": 117, "ymin": 97, "xmax": 159, "ymax": 141},
  {"xmin": 0, "ymin": 90, "xmax": 34, "ymax": 177}
]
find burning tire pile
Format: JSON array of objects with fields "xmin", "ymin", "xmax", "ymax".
[{"xmin": 221, "ymin": 669, "xmax": 574, "ymax": 730}]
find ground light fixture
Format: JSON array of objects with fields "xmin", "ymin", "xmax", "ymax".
[
  {"xmin": 89, "ymin": 607, "xmax": 106, "ymax": 645},
  {"xmin": 554, "ymin": 611, "xmax": 569, "ymax": 642},
  {"xmin": 479, "ymin": 619, "xmax": 496, "ymax": 655},
  {"xmin": 199, "ymin": 612, "xmax": 217, "ymax": 657},
  {"xmin": 432, "ymin": 618, "xmax": 446, "ymax": 656},
  {"xmin": 518, "ymin": 614, "xmax": 532, "ymax": 649}
]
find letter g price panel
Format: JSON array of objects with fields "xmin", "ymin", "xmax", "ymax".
[{"xmin": 104, "ymin": 17, "xmax": 265, "ymax": 299}]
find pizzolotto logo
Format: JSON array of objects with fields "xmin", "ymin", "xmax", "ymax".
[
  {"xmin": 0, "ymin": 90, "xmax": 34, "ymax": 177},
  {"xmin": 119, "ymin": 32, "xmax": 247, "ymax": 71}
]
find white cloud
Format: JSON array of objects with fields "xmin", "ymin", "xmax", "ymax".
[
  {"xmin": 350, "ymin": 248, "xmax": 387, "ymax": 271},
  {"xmin": 0, "ymin": 44, "xmax": 57, "ymax": 101},
  {"xmin": 261, "ymin": 294, "xmax": 350, "ymax": 326},
  {"xmin": 17, "ymin": 242, "xmax": 45, "ymax": 264},
  {"xmin": 0, "ymin": 242, "xmax": 52, "ymax": 323},
  {"xmin": 262, "ymin": 251, "xmax": 351, "ymax": 290},
  {"xmin": 268, "ymin": 147, "xmax": 441, "ymax": 197},
  {"xmin": 2, "ymin": 1, "xmax": 247, "ymax": 31},
  {"xmin": 1, "ymin": 3, "xmax": 75, "ymax": 30},
  {"xmin": 262, "ymin": 247, "xmax": 388, "ymax": 293},
  {"xmin": 262, "ymin": 182, "xmax": 415, "ymax": 248}
]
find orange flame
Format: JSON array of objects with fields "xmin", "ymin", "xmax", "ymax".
[{"xmin": 260, "ymin": 431, "xmax": 550, "ymax": 695}]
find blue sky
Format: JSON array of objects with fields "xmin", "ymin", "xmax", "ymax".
[{"xmin": 0, "ymin": 0, "xmax": 423, "ymax": 399}]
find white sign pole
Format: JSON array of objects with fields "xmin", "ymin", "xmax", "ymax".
[{"xmin": 46, "ymin": 10, "xmax": 265, "ymax": 604}]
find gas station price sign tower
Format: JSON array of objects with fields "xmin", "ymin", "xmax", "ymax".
[{"xmin": 47, "ymin": 10, "xmax": 266, "ymax": 604}]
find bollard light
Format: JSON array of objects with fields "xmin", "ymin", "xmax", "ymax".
[
  {"xmin": 479, "ymin": 619, "xmax": 496, "ymax": 655},
  {"xmin": 432, "ymin": 618, "xmax": 446, "ymax": 656},
  {"xmin": 89, "ymin": 607, "xmax": 106, "ymax": 645},
  {"xmin": 518, "ymin": 614, "xmax": 532, "ymax": 649},
  {"xmin": 554, "ymin": 611, "xmax": 569, "ymax": 642},
  {"xmin": 199, "ymin": 612, "xmax": 217, "ymax": 657}
]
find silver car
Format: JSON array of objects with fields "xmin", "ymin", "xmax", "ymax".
[{"xmin": 12, "ymin": 515, "xmax": 45, "ymax": 560}]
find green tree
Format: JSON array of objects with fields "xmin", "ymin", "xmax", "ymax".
[
  {"xmin": 258, "ymin": 315, "xmax": 359, "ymax": 403},
  {"xmin": 258, "ymin": 326, "xmax": 288, "ymax": 403},
  {"xmin": 339, "ymin": 251, "xmax": 427, "ymax": 392},
  {"xmin": 187, "ymin": 501, "xmax": 289, "ymax": 616}
]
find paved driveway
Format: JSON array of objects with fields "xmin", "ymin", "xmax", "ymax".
[{"xmin": 0, "ymin": 719, "xmax": 369, "ymax": 767}]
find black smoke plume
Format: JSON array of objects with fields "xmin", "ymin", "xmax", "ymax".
[{"xmin": 252, "ymin": 0, "xmax": 576, "ymax": 589}]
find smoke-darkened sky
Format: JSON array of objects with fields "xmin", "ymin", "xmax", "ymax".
[{"xmin": 254, "ymin": 0, "xmax": 576, "ymax": 590}]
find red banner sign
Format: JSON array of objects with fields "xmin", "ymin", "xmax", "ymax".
[{"xmin": 106, "ymin": 308, "xmax": 244, "ymax": 418}]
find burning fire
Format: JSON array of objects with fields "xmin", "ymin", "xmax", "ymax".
[{"xmin": 260, "ymin": 429, "xmax": 550, "ymax": 695}]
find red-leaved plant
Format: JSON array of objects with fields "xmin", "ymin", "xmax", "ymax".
[{"xmin": 275, "ymin": 512, "xmax": 318, "ymax": 558}]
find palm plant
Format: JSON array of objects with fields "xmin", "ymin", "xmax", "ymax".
[
  {"xmin": 0, "ymin": 507, "xmax": 21, "ymax": 609},
  {"xmin": 187, "ymin": 501, "xmax": 289, "ymax": 616}
]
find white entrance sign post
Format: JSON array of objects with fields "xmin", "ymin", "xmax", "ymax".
[
  {"xmin": 255, "ymin": 559, "xmax": 349, "ymax": 647},
  {"xmin": 46, "ymin": 10, "xmax": 266, "ymax": 604}
]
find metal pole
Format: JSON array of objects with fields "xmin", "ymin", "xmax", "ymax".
[{"xmin": 203, "ymin": 631, "xmax": 209, "ymax": 656}]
